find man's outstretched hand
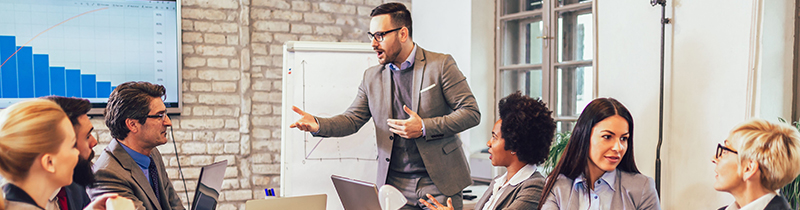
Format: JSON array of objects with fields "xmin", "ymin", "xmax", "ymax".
[
  {"xmin": 387, "ymin": 105, "xmax": 423, "ymax": 139},
  {"xmin": 289, "ymin": 106, "xmax": 319, "ymax": 133}
]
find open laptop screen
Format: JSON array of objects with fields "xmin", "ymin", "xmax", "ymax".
[
  {"xmin": 330, "ymin": 174, "xmax": 382, "ymax": 210},
  {"xmin": 191, "ymin": 160, "xmax": 228, "ymax": 210}
]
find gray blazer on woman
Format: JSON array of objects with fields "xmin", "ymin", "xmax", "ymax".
[
  {"xmin": 473, "ymin": 171, "xmax": 546, "ymax": 210},
  {"xmin": 541, "ymin": 170, "xmax": 661, "ymax": 210}
]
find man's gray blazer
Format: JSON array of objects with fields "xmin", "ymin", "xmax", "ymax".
[
  {"xmin": 473, "ymin": 171, "xmax": 546, "ymax": 210},
  {"xmin": 315, "ymin": 46, "xmax": 481, "ymax": 196},
  {"xmin": 88, "ymin": 140, "xmax": 185, "ymax": 210}
]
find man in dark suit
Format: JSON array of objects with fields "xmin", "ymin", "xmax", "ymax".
[
  {"xmin": 43, "ymin": 96, "xmax": 97, "ymax": 210},
  {"xmin": 290, "ymin": 3, "xmax": 480, "ymax": 209},
  {"xmin": 712, "ymin": 119, "xmax": 800, "ymax": 210},
  {"xmin": 88, "ymin": 81, "xmax": 184, "ymax": 210}
]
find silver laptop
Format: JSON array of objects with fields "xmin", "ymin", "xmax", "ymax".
[
  {"xmin": 245, "ymin": 194, "xmax": 326, "ymax": 210},
  {"xmin": 331, "ymin": 174, "xmax": 382, "ymax": 210},
  {"xmin": 191, "ymin": 160, "xmax": 228, "ymax": 210}
]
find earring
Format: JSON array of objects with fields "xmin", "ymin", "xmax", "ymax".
[{"xmin": 511, "ymin": 152, "xmax": 516, "ymax": 155}]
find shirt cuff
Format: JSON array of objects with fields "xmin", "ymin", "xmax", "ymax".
[
  {"xmin": 421, "ymin": 120, "xmax": 426, "ymax": 137},
  {"xmin": 311, "ymin": 117, "xmax": 321, "ymax": 135}
]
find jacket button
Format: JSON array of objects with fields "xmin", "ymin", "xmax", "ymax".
[
  {"xmin": 385, "ymin": 158, "xmax": 390, "ymax": 162},
  {"xmin": 389, "ymin": 136, "xmax": 394, "ymax": 141}
]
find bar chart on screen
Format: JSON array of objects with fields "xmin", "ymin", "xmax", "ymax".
[{"xmin": 0, "ymin": 0, "xmax": 179, "ymax": 107}]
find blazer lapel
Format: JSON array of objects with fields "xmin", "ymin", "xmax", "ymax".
[
  {"xmin": 411, "ymin": 47, "xmax": 425, "ymax": 113},
  {"xmin": 109, "ymin": 140, "xmax": 163, "ymax": 210},
  {"xmin": 382, "ymin": 65, "xmax": 392, "ymax": 119}
]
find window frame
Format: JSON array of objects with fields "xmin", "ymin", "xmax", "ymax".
[
  {"xmin": 794, "ymin": 0, "xmax": 800, "ymax": 121},
  {"xmin": 495, "ymin": 0, "xmax": 597, "ymax": 132}
]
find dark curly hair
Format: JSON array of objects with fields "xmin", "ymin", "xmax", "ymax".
[
  {"xmin": 498, "ymin": 91, "xmax": 556, "ymax": 165},
  {"xmin": 104, "ymin": 81, "xmax": 166, "ymax": 140}
]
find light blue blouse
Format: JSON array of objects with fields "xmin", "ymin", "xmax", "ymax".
[{"xmin": 541, "ymin": 169, "xmax": 661, "ymax": 210}]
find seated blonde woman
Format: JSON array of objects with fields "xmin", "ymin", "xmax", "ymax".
[
  {"xmin": 712, "ymin": 119, "xmax": 800, "ymax": 210},
  {"xmin": 0, "ymin": 99, "xmax": 131, "ymax": 210}
]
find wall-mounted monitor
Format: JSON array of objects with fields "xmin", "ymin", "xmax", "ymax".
[{"xmin": 0, "ymin": 0, "xmax": 182, "ymax": 114}]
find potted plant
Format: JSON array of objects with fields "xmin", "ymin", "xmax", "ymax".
[{"xmin": 542, "ymin": 132, "xmax": 570, "ymax": 176}]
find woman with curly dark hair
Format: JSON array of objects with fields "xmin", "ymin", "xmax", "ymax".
[{"xmin": 421, "ymin": 92, "xmax": 556, "ymax": 210}]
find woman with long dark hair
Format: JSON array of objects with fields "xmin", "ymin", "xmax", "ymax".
[{"xmin": 539, "ymin": 98, "xmax": 660, "ymax": 210}]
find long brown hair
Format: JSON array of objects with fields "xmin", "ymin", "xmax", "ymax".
[{"xmin": 538, "ymin": 98, "xmax": 639, "ymax": 208}]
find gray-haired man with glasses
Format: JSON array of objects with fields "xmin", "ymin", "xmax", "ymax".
[
  {"xmin": 289, "ymin": 2, "xmax": 480, "ymax": 210},
  {"xmin": 88, "ymin": 81, "xmax": 185, "ymax": 210}
]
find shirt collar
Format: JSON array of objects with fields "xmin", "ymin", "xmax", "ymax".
[
  {"xmin": 119, "ymin": 140, "xmax": 152, "ymax": 169},
  {"xmin": 48, "ymin": 187, "xmax": 60, "ymax": 202},
  {"xmin": 2, "ymin": 183, "xmax": 44, "ymax": 209},
  {"xmin": 727, "ymin": 192, "xmax": 777, "ymax": 210},
  {"xmin": 574, "ymin": 169, "xmax": 617, "ymax": 192},
  {"xmin": 493, "ymin": 164, "xmax": 538, "ymax": 187},
  {"xmin": 386, "ymin": 44, "xmax": 417, "ymax": 71}
]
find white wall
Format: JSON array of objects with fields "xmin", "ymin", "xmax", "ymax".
[
  {"xmin": 411, "ymin": 0, "xmax": 495, "ymax": 154},
  {"xmin": 599, "ymin": 0, "xmax": 794, "ymax": 209}
]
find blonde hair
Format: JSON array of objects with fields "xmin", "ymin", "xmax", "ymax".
[
  {"xmin": 0, "ymin": 99, "xmax": 68, "ymax": 182},
  {"xmin": 728, "ymin": 118, "xmax": 800, "ymax": 191}
]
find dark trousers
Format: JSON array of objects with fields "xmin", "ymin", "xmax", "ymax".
[{"xmin": 386, "ymin": 171, "xmax": 463, "ymax": 210}]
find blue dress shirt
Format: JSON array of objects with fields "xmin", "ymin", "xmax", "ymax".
[{"xmin": 119, "ymin": 142, "xmax": 155, "ymax": 186}]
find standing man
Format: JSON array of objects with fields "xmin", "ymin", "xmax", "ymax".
[
  {"xmin": 88, "ymin": 81, "xmax": 185, "ymax": 210},
  {"xmin": 42, "ymin": 96, "xmax": 97, "ymax": 210},
  {"xmin": 290, "ymin": 2, "xmax": 480, "ymax": 209}
]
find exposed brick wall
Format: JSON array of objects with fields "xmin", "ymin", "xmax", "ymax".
[{"xmin": 89, "ymin": 0, "xmax": 411, "ymax": 209}]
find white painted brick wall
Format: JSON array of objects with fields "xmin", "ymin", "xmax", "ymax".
[{"xmin": 89, "ymin": 1, "xmax": 411, "ymax": 209}]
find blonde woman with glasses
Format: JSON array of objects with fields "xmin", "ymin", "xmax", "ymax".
[{"xmin": 712, "ymin": 119, "xmax": 800, "ymax": 210}]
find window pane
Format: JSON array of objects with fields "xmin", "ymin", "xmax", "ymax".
[
  {"xmin": 502, "ymin": 18, "xmax": 543, "ymax": 66},
  {"xmin": 558, "ymin": 0, "xmax": 591, "ymax": 7},
  {"xmin": 556, "ymin": 121, "xmax": 576, "ymax": 134},
  {"xmin": 557, "ymin": 11, "xmax": 593, "ymax": 62},
  {"xmin": 500, "ymin": 69, "xmax": 543, "ymax": 99},
  {"xmin": 503, "ymin": 0, "xmax": 520, "ymax": 15},
  {"xmin": 556, "ymin": 65, "xmax": 593, "ymax": 117},
  {"xmin": 525, "ymin": 0, "xmax": 543, "ymax": 11}
]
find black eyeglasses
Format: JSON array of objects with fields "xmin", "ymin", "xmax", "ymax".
[
  {"xmin": 367, "ymin": 27, "xmax": 402, "ymax": 42},
  {"xmin": 145, "ymin": 113, "xmax": 168, "ymax": 121},
  {"xmin": 715, "ymin": 143, "xmax": 738, "ymax": 159}
]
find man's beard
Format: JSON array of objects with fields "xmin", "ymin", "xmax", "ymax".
[{"xmin": 72, "ymin": 152, "xmax": 96, "ymax": 187}]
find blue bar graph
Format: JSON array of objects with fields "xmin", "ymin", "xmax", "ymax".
[
  {"xmin": 0, "ymin": 35, "xmax": 116, "ymax": 99},
  {"xmin": 17, "ymin": 47, "xmax": 33, "ymax": 98},
  {"xmin": 81, "ymin": 74, "xmax": 96, "ymax": 98},
  {"xmin": 1, "ymin": 36, "xmax": 18, "ymax": 98},
  {"xmin": 33, "ymin": 54, "xmax": 50, "ymax": 97},
  {"xmin": 97, "ymin": 82, "xmax": 110, "ymax": 98},
  {"xmin": 66, "ymin": 69, "xmax": 81, "ymax": 97},
  {"xmin": 50, "ymin": 67, "xmax": 66, "ymax": 96}
]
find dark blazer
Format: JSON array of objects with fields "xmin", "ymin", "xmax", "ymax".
[
  {"xmin": 315, "ymin": 46, "xmax": 481, "ymax": 196},
  {"xmin": 717, "ymin": 195, "xmax": 792, "ymax": 210},
  {"xmin": 473, "ymin": 171, "xmax": 546, "ymax": 210},
  {"xmin": 64, "ymin": 183, "xmax": 91, "ymax": 210},
  {"xmin": 88, "ymin": 140, "xmax": 185, "ymax": 210},
  {"xmin": 3, "ymin": 184, "xmax": 44, "ymax": 210}
]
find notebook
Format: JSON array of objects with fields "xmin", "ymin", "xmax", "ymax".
[{"xmin": 244, "ymin": 194, "xmax": 327, "ymax": 210}]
